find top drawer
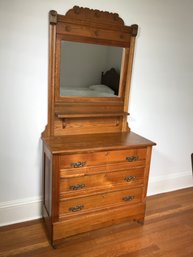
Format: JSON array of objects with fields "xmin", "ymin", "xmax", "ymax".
[
  {"xmin": 59, "ymin": 148, "xmax": 147, "ymax": 169},
  {"xmin": 59, "ymin": 152, "xmax": 108, "ymax": 169},
  {"xmin": 108, "ymin": 148, "xmax": 146, "ymax": 163}
]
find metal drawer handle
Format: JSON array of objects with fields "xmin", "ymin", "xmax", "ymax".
[
  {"xmin": 69, "ymin": 205, "xmax": 84, "ymax": 212},
  {"xmin": 122, "ymin": 195, "xmax": 134, "ymax": 202},
  {"xmin": 124, "ymin": 176, "xmax": 136, "ymax": 182},
  {"xmin": 126, "ymin": 156, "xmax": 139, "ymax": 162},
  {"xmin": 70, "ymin": 184, "xmax": 85, "ymax": 190},
  {"xmin": 71, "ymin": 162, "xmax": 86, "ymax": 168}
]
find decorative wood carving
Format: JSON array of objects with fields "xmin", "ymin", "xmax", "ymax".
[{"xmin": 65, "ymin": 6, "xmax": 125, "ymax": 26}]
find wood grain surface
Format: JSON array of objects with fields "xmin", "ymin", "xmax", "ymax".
[
  {"xmin": 43, "ymin": 132, "xmax": 155, "ymax": 154},
  {"xmin": 1, "ymin": 187, "xmax": 193, "ymax": 256}
]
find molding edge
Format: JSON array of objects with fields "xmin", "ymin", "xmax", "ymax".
[
  {"xmin": 0, "ymin": 197, "xmax": 42, "ymax": 227},
  {"xmin": 148, "ymin": 171, "xmax": 193, "ymax": 196}
]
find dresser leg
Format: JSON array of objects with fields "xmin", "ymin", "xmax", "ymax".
[
  {"xmin": 134, "ymin": 217, "xmax": 144, "ymax": 225},
  {"xmin": 51, "ymin": 243, "xmax": 57, "ymax": 249},
  {"xmin": 137, "ymin": 219, "xmax": 144, "ymax": 225}
]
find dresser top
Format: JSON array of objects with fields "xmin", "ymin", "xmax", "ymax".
[{"xmin": 43, "ymin": 132, "xmax": 156, "ymax": 154}]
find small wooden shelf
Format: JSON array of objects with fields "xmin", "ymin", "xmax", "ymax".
[{"xmin": 55, "ymin": 112, "xmax": 129, "ymax": 119}]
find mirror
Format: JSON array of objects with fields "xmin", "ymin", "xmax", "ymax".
[{"xmin": 60, "ymin": 41, "xmax": 123, "ymax": 97}]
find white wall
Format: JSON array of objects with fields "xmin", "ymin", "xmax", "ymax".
[
  {"xmin": 60, "ymin": 41, "xmax": 107, "ymax": 89},
  {"xmin": 106, "ymin": 47, "xmax": 122, "ymax": 72},
  {"xmin": 0, "ymin": 0, "xmax": 193, "ymax": 226},
  {"xmin": 60, "ymin": 42, "xmax": 122, "ymax": 90}
]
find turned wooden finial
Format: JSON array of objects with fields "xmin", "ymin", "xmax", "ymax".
[
  {"xmin": 131, "ymin": 24, "xmax": 138, "ymax": 37},
  {"xmin": 49, "ymin": 10, "xmax": 57, "ymax": 24}
]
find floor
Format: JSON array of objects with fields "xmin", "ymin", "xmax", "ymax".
[{"xmin": 1, "ymin": 187, "xmax": 193, "ymax": 257}]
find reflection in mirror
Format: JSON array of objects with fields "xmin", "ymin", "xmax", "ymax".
[{"xmin": 60, "ymin": 41, "xmax": 123, "ymax": 97}]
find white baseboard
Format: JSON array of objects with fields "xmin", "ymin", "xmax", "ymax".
[
  {"xmin": 0, "ymin": 196, "xmax": 42, "ymax": 227},
  {"xmin": 0, "ymin": 171, "xmax": 192, "ymax": 227},
  {"xmin": 148, "ymin": 171, "xmax": 193, "ymax": 196}
]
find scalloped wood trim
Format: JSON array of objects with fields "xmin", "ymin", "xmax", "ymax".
[{"xmin": 64, "ymin": 6, "xmax": 125, "ymax": 27}]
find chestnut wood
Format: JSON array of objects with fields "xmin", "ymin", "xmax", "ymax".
[
  {"xmin": 55, "ymin": 112, "xmax": 128, "ymax": 118},
  {"xmin": 54, "ymin": 116, "xmax": 124, "ymax": 136},
  {"xmin": 59, "ymin": 187, "xmax": 143, "ymax": 215},
  {"xmin": 54, "ymin": 203, "xmax": 146, "ymax": 240},
  {"xmin": 60, "ymin": 167, "xmax": 144, "ymax": 194},
  {"xmin": 42, "ymin": 6, "xmax": 155, "ymax": 247},
  {"xmin": 1, "ymin": 188, "xmax": 193, "ymax": 256},
  {"xmin": 42, "ymin": 132, "xmax": 155, "ymax": 245},
  {"xmin": 43, "ymin": 132, "xmax": 155, "ymax": 154},
  {"xmin": 42, "ymin": 6, "xmax": 139, "ymax": 137}
]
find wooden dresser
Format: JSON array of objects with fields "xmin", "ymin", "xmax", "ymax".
[{"xmin": 42, "ymin": 6, "xmax": 155, "ymax": 247}]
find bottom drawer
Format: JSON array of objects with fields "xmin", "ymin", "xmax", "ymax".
[
  {"xmin": 54, "ymin": 202, "xmax": 145, "ymax": 240},
  {"xmin": 59, "ymin": 187, "xmax": 143, "ymax": 216}
]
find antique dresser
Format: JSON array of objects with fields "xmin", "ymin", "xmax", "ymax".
[{"xmin": 42, "ymin": 6, "xmax": 155, "ymax": 247}]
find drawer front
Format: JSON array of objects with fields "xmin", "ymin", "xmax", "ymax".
[
  {"xmin": 59, "ymin": 152, "xmax": 108, "ymax": 169},
  {"xmin": 60, "ymin": 167, "xmax": 144, "ymax": 193},
  {"xmin": 59, "ymin": 187, "xmax": 142, "ymax": 216},
  {"xmin": 60, "ymin": 160, "xmax": 146, "ymax": 179},
  {"xmin": 107, "ymin": 148, "xmax": 147, "ymax": 164},
  {"xmin": 54, "ymin": 203, "xmax": 146, "ymax": 240},
  {"xmin": 59, "ymin": 148, "xmax": 146, "ymax": 170}
]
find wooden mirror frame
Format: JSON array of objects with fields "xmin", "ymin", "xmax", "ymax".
[{"xmin": 43, "ymin": 6, "xmax": 138, "ymax": 138}]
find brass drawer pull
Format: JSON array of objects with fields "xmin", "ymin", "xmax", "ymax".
[
  {"xmin": 70, "ymin": 184, "xmax": 85, "ymax": 190},
  {"xmin": 122, "ymin": 195, "xmax": 134, "ymax": 202},
  {"xmin": 126, "ymin": 156, "xmax": 139, "ymax": 162},
  {"xmin": 71, "ymin": 162, "xmax": 86, "ymax": 168},
  {"xmin": 69, "ymin": 205, "xmax": 84, "ymax": 212},
  {"xmin": 124, "ymin": 176, "xmax": 136, "ymax": 182}
]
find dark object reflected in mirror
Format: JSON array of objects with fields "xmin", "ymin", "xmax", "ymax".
[{"xmin": 60, "ymin": 41, "xmax": 123, "ymax": 97}]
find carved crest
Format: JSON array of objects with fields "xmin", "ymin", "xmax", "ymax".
[{"xmin": 65, "ymin": 6, "xmax": 125, "ymax": 27}]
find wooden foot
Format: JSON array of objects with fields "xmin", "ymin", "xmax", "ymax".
[
  {"xmin": 136, "ymin": 219, "xmax": 144, "ymax": 225},
  {"xmin": 51, "ymin": 242, "xmax": 57, "ymax": 249},
  {"xmin": 134, "ymin": 218, "xmax": 144, "ymax": 225}
]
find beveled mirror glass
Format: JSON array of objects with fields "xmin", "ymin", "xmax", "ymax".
[{"xmin": 60, "ymin": 40, "xmax": 123, "ymax": 97}]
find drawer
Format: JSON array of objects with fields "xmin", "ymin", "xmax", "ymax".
[
  {"xmin": 60, "ymin": 160, "xmax": 146, "ymax": 179},
  {"xmin": 54, "ymin": 202, "xmax": 146, "ymax": 240},
  {"xmin": 59, "ymin": 152, "xmax": 108, "ymax": 169},
  {"xmin": 60, "ymin": 167, "xmax": 144, "ymax": 193},
  {"xmin": 107, "ymin": 148, "xmax": 147, "ymax": 164},
  {"xmin": 59, "ymin": 148, "xmax": 146, "ymax": 169},
  {"xmin": 59, "ymin": 187, "xmax": 143, "ymax": 216},
  {"xmin": 59, "ymin": 148, "xmax": 147, "ymax": 170}
]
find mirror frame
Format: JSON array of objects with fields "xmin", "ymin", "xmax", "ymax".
[{"xmin": 43, "ymin": 6, "xmax": 138, "ymax": 137}]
